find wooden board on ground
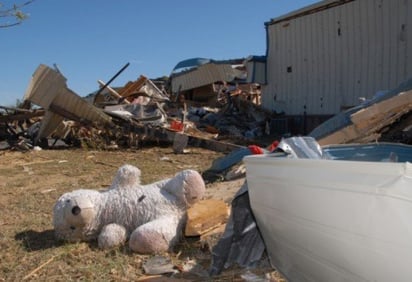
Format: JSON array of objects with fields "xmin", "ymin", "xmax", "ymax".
[{"xmin": 185, "ymin": 199, "xmax": 229, "ymax": 237}]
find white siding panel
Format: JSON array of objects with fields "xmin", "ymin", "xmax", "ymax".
[
  {"xmin": 263, "ymin": 0, "xmax": 412, "ymax": 115},
  {"xmin": 396, "ymin": 0, "xmax": 408, "ymax": 85},
  {"xmin": 382, "ymin": 0, "xmax": 391, "ymax": 90},
  {"xmin": 326, "ymin": 6, "xmax": 339, "ymax": 112},
  {"xmin": 171, "ymin": 64, "xmax": 238, "ymax": 93},
  {"xmin": 245, "ymin": 61, "xmax": 266, "ymax": 84},
  {"xmin": 340, "ymin": 2, "xmax": 352, "ymax": 107},
  {"xmin": 407, "ymin": 0, "xmax": 412, "ymax": 76}
]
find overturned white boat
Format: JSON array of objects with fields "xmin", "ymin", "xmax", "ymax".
[{"xmin": 244, "ymin": 137, "xmax": 412, "ymax": 282}]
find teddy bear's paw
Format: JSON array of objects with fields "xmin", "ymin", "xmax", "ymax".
[
  {"xmin": 98, "ymin": 223, "xmax": 127, "ymax": 249},
  {"xmin": 129, "ymin": 228, "xmax": 170, "ymax": 254},
  {"xmin": 110, "ymin": 164, "xmax": 141, "ymax": 189},
  {"xmin": 128, "ymin": 216, "xmax": 181, "ymax": 254}
]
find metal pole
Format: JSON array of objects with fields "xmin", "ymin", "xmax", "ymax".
[{"xmin": 93, "ymin": 62, "xmax": 130, "ymax": 103}]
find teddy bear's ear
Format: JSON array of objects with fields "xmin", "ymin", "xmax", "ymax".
[{"xmin": 110, "ymin": 164, "xmax": 141, "ymax": 189}]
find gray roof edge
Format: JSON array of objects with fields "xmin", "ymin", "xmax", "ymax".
[{"xmin": 265, "ymin": 0, "xmax": 355, "ymax": 26}]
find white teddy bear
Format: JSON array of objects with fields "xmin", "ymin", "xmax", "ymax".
[{"xmin": 53, "ymin": 164, "xmax": 205, "ymax": 253}]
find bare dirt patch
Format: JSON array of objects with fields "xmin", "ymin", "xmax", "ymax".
[{"xmin": 0, "ymin": 146, "xmax": 278, "ymax": 281}]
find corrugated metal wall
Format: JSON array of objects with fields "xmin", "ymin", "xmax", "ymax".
[{"xmin": 263, "ymin": 0, "xmax": 412, "ymax": 116}]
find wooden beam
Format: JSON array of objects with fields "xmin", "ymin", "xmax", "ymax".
[
  {"xmin": 0, "ymin": 110, "xmax": 45, "ymax": 122},
  {"xmin": 185, "ymin": 199, "xmax": 229, "ymax": 237},
  {"xmin": 97, "ymin": 80, "xmax": 130, "ymax": 104}
]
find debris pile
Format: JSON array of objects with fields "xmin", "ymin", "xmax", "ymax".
[
  {"xmin": 2, "ymin": 62, "xmax": 412, "ymax": 160},
  {"xmin": 0, "ymin": 64, "xmax": 272, "ymax": 152},
  {"xmin": 0, "ymin": 105, "xmax": 44, "ymax": 150},
  {"xmin": 310, "ymin": 78, "xmax": 412, "ymax": 145}
]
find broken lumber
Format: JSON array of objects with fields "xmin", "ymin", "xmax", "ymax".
[
  {"xmin": 185, "ymin": 199, "xmax": 229, "ymax": 237},
  {"xmin": 24, "ymin": 64, "xmax": 113, "ymax": 141},
  {"xmin": 98, "ymin": 80, "xmax": 130, "ymax": 104},
  {"xmin": 125, "ymin": 123, "xmax": 243, "ymax": 153},
  {"xmin": 117, "ymin": 75, "xmax": 148, "ymax": 98},
  {"xmin": 199, "ymin": 224, "xmax": 226, "ymax": 251},
  {"xmin": 0, "ymin": 109, "xmax": 45, "ymax": 122},
  {"xmin": 316, "ymin": 90, "xmax": 412, "ymax": 145}
]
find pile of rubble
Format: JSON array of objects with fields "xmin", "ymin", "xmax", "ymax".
[
  {"xmin": 0, "ymin": 64, "xmax": 274, "ymax": 152},
  {"xmin": 2, "ymin": 63, "xmax": 412, "ymax": 153},
  {"xmin": 309, "ymin": 77, "xmax": 412, "ymax": 146}
]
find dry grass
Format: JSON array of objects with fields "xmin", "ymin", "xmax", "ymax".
[{"xmin": 0, "ymin": 146, "xmax": 281, "ymax": 281}]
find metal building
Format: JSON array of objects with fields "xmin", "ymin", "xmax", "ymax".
[{"xmin": 263, "ymin": 0, "xmax": 412, "ymax": 133}]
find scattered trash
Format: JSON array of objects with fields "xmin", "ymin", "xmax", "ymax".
[
  {"xmin": 159, "ymin": 156, "xmax": 171, "ymax": 162},
  {"xmin": 142, "ymin": 256, "xmax": 177, "ymax": 275},
  {"xmin": 240, "ymin": 270, "xmax": 268, "ymax": 282},
  {"xmin": 172, "ymin": 133, "xmax": 189, "ymax": 154},
  {"xmin": 178, "ymin": 258, "xmax": 209, "ymax": 278},
  {"xmin": 202, "ymin": 141, "xmax": 278, "ymax": 183},
  {"xmin": 224, "ymin": 163, "xmax": 246, "ymax": 181}
]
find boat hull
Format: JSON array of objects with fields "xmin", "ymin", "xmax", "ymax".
[{"xmin": 245, "ymin": 155, "xmax": 412, "ymax": 281}]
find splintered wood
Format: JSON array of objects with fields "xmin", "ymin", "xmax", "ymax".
[
  {"xmin": 318, "ymin": 90, "xmax": 412, "ymax": 145},
  {"xmin": 185, "ymin": 199, "xmax": 229, "ymax": 237}
]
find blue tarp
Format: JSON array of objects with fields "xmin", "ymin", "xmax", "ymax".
[{"xmin": 172, "ymin": 58, "xmax": 211, "ymax": 71}]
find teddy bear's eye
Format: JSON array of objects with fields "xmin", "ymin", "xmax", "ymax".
[{"xmin": 72, "ymin": 206, "xmax": 81, "ymax": 215}]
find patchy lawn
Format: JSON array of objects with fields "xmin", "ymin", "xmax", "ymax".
[{"xmin": 0, "ymin": 146, "xmax": 282, "ymax": 281}]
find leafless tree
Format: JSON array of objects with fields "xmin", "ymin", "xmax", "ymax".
[{"xmin": 0, "ymin": 0, "xmax": 35, "ymax": 28}]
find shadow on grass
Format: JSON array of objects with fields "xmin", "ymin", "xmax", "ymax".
[{"xmin": 15, "ymin": 229, "xmax": 62, "ymax": 251}]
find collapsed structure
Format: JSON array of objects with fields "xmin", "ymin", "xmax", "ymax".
[
  {"xmin": 0, "ymin": 62, "xmax": 271, "ymax": 152},
  {"xmin": 1, "ymin": 55, "xmax": 412, "ymax": 152},
  {"xmin": 169, "ymin": 57, "xmax": 264, "ymax": 106}
]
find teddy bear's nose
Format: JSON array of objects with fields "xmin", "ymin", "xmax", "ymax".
[{"xmin": 72, "ymin": 206, "xmax": 81, "ymax": 215}]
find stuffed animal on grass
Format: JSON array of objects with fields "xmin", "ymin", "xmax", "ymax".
[{"xmin": 53, "ymin": 164, "xmax": 205, "ymax": 253}]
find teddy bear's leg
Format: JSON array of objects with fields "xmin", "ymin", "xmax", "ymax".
[
  {"xmin": 129, "ymin": 215, "xmax": 183, "ymax": 254},
  {"xmin": 161, "ymin": 170, "xmax": 205, "ymax": 207},
  {"xmin": 98, "ymin": 223, "xmax": 127, "ymax": 249}
]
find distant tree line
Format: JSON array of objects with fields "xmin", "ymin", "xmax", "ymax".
[{"xmin": 0, "ymin": 0, "xmax": 35, "ymax": 28}]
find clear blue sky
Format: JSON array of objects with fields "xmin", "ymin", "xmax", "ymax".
[{"xmin": 0, "ymin": 0, "xmax": 319, "ymax": 106}]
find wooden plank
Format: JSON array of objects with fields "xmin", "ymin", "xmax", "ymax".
[
  {"xmin": 117, "ymin": 75, "xmax": 147, "ymax": 98},
  {"xmin": 350, "ymin": 90, "xmax": 412, "ymax": 126},
  {"xmin": 128, "ymin": 124, "xmax": 243, "ymax": 153},
  {"xmin": 0, "ymin": 110, "xmax": 45, "ymax": 122},
  {"xmin": 317, "ymin": 124, "xmax": 360, "ymax": 146},
  {"xmin": 98, "ymin": 80, "xmax": 130, "ymax": 103},
  {"xmin": 318, "ymin": 91, "xmax": 412, "ymax": 146},
  {"xmin": 185, "ymin": 199, "xmax": 229, "ymax": 237}
]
